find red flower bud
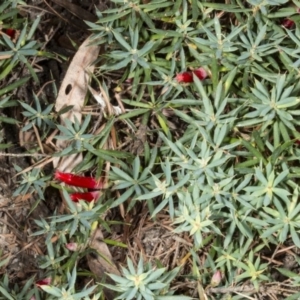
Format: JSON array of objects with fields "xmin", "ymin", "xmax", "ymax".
[
  {"xmin": 282, "ymin": 18, "xmax": 295, "ymax": 29},
  {"xmin": 5, "ymin": 28, "xmax": 16, "ymax": 39},
  {"xmin": 211, "ymin": 270, "xmax": 222, "ymax": 287},
  {"xmin": 36, "ymin": 278, "xmax": 51, "ymax": 287},
  {"xmin": 176, "ymin": 67, "xmax": 207, "ymax": 83},
  {"xmin": 193, "ymin": 67, "xmax": 207, "ymax": 80},
  {"xmin": 55, "ymin": 171, "xmax": 103, "ymax": 189},
  {"xmin": 176, "ymin": 71, "xmax": 194, "ymax": 83},
  {"xmin": 65, "ymin": 242, "xmax": 78, "ymax": 251},
  {"xmin": 70, "ymin": 191, "xmax": 100, "ymax": 202}
]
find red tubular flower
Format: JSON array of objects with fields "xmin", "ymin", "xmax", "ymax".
[
  {"xmin": 282, "ymin": 18, "xmax": 295, "ymax": 29},
  {"xmin": 176, "ymin": 67, "xmax": 207, "ymax": 83},
  {"xmin": 70, "ymin": 191, "xmax": 100, "ymax": 202},
  {"xmin": 55, "ymin": 171, "xmax": 103, "ymax": 189},
  {"xmin": 36, "ymin": 278, "xmax": 51, "ymax": 287}
]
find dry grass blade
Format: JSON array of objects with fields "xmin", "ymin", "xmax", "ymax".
[{"xmin": 50, "ymin": 0, "xmax": 97, "ymax": 23}]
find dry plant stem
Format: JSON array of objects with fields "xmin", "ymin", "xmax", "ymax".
[
  {"xmin": 234, "ymin": 292, "xmax": 256, "ymax": 300},
  {"xmin": 36, "ymin": 80, "xmax": 56, "ymax": 97},
  {"xmin": 207, "ymin": 281, "xmax": 300, "ymax": 297},
  {"xmin": 127, "ymin": 241, "xmax": 138, "ymax": 266},
  {"xmin": 32, "ymin": 124, "xmax": 44, "ymax": 154},
  {"xmin": 0, "ymin": 167, "xmax": 11, "ymax": 173},
  {"xmin": 0, "ymin": 216, "xmax": 24, "ymax": 241},
  {"xmin": 257, "ymin": 253, "xmax": 283, "ymax": 266},
  {"xmin": 42, "ymin": 0, "xmax": 70, "ymax": 26},
  {"xmin": 93, "ymin": 122, "xmax": 107, "ymax": 137},
  {"xmin": 9, "ymin": 237, "xmax": 44, "ymax": 260},
  {"xmin": 45, "ymin": 128, "xmax": 59, "ymax": 146},
  {"xmin": 271, "ymin": 244, "xmax": 281, "ymax": 261},
  {"xmin": 3, "ymin": 210, "xmax": 20, "ymax": 229},
  {"xmin": 104, "ymin": 161, "xmax": 110, "ymax": 187},
  {"xmin": 110, "ymin": 126, "xmax": 117, "ymax": 149},
  {"xmin": 0, "ymin": 54, "xmax": 12, "ymax": 60},
  {"xmin": 114, "ymin": 93, "xmax": 126, "ymax": 113},
  {"xmin": 134, "ymin": 237, "xmax": 146, "ymax": 256},
  {"xmin": 172, "ymin": 235, "xmax": 193, "ymax": 247},
  {"xmin": 0, "ymin": 153, "xmax": 49, "ymax": 157},
  {"xmin": 18, "ymin": 4, "xmax": 53, "ymax": 15},
  {"xmin": 171, "ymin": 239, "xmax": 179, "ymax": 268},
  {"xmin": 50, "ymin": 0, "xmax": 97, "ymax": 23},
  {"xmin": 99, "ymin": 84, "xmax": 113, "ymax": 116},
  {"xmin": 276, "ymin": 244, "xmax": 297, "ymax": 255},
  {"xmin": 15, "ymin": 157, "xmax": 54, "ymax": 177}
]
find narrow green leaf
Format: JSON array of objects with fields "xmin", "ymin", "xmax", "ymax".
[
  {"xmin": 242, "ymin": 139, "xmax": 267, "ymax": 164},
  {"xmin": 118, "ymin": 108, "xmax": 149, "ymax": 120},
  {"xmin": 112, "ymin": 30, "xmax": 131, "ymax": 51}
]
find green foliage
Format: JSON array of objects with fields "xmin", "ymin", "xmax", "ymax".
[
  {"xmin": 13, "ymin": 166, "xmax": 51, "ymax": 200},
  {"xmin": 103, "ymin": 256, "xmax": 192, "ymax": 300},
  {"xmin": 0, "ymin": 16, "xmax": 41, "ymax": 81},
  {"xmin": 235, "ymin": 249, "xmax": 269, "ymax": 291},
  {"xmin": 33, "ymin": 190, "xmax": 111, "ymax": 241},
  {"xmin": 238, "ymin": 75, "xmax": 300, "ymax": 143},
  {"xmin": 0, "ymin": 275, "xmax": 36, "ymax": 300},
  {"xmin": 110, "ymin": 154, "xmax": 155, "ymax": 211},
  {"xmin": 55, "ymin": 115, "xmax": 94, "ymax": 155},
  {"xmin": 40, "ymin": 268, "xmax": 99, "ymax": 300},
  {"xmin": 2, "ymin": 0, "xmax": 300, "ymax": 299},
  {"xmin": 84, "ymin": 0, "xmax": 300, "ymax": 297},
  {"xmin": 20, "ymin": 93, "xmax": 55, "ymax": 131}
]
